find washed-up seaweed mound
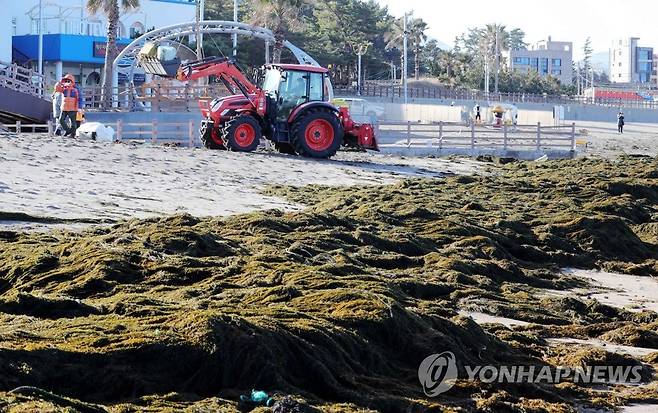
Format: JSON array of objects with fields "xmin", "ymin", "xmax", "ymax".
[{"xmin": 0, "ymin": 156, "xmax": 657, "ymax": 412}]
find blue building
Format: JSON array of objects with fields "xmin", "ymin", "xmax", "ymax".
[{"xmin": 6, "ymin": 0, "xmax": 195, "ymax": 86}]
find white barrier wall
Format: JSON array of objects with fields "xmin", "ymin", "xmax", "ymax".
[
  {"xmin": 372, "ymin": 101, "xmax": 553, "ymax": 125},
  {"xmin": 382, "ymin": 103, "xmax": 463, "ymax": 122}
]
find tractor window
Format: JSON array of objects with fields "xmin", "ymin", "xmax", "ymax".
[
  {"xmin": 277, "ymin": 70, "xmax": 309, "ymax": 120},
  {"xmin": 309, "ymin": 72, "xmax": 323, "ymax": 101},
  {"xmin": 261, "ymin": 69, "xmax": 282, "ymax": 95}
]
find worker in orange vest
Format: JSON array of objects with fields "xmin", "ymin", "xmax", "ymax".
[{"xmin": 59, "ymin": 74, "xmax": 84, "ymax": 137}]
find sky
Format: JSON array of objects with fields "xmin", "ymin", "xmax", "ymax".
[{"xmin": 374, "ymin": 0, "xmax": 658, "ymax": 62}]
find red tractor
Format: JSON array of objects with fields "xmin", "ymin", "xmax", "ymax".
[{"xmin": 175, "ymin": 57, "xmax": 378, "ymax": 158}]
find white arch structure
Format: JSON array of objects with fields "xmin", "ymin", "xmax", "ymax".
[{"xmin": 111, "ymin": 20, "xmax": 320, "ymax": 107}]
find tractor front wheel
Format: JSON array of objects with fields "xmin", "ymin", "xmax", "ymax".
[
  {"xmin": 223, "ymin": 115, "xmax": 262, "ymax": 152},
  {"xmin": 291, "ymin": 109, "xmax": 343, "ymax": 158},
  {"xmin": 200, "ymin": 120, "xmax": 226, "ymax": 150}
]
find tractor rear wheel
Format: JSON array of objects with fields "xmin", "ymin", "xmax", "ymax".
[
  {"xmin": 223, "ymin": 115, "xmax": 262, "ymax": 152},
  {"xmin": 291, "ymin": 108, "xmax": 343, "ymax": 158},
  {"xmin": 200, "ymin": 120, "xmax": 225, "ymax": 150}
]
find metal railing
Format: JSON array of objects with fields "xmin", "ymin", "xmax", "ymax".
[
  {"xmin": 0, "ymin": 60, "xmax": 46, "ymax": 99},
  {"xmin": 338, "ymin": 84, "xmax": 658, "ymax": 110}
]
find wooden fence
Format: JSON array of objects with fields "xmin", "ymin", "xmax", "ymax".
[
  {"xmin": 0, "ymin": 61, "xmax": 45, "ymax": 98},
  {"xmin": 3, "ymin": 120, "xmax": 196, "ymax": 147},
  {"xmin": 81, "ymin": 85, "xmax": 231, "ymax": 112},
  {"xmin": 376, "ymin": 121, "xmax": 577, "ymax": 152},
  {"xmin": 3, "ymin": 119, "xmax": 578, "ymax": 156}
]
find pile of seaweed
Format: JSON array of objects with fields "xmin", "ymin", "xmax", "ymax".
[{"xmin": 0, "ymin": 156, "xmax": 657, "ymax": 412}]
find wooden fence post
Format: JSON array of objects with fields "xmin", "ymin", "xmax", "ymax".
[
  {"xmin": 571, "ymin": 122, "xmax": 576, "ymax": 151},
  {"xmin": 188, "ymin": 120, "xmax": 195, "ymax": 148},
  {"xmin": 152, "ymin": 119, "xmax": 158, "ymax": 144},
  {"xmin": 438, "ymin": 121, "xmax": 443, "ymax": 149},
  {"xmin": 503, "ymin": 124, "xmax": 508, "ymax": 151},
  {"xmin": 470, "ymin": 121, "xmax": 475, "ymax": 152},
  {"xmin": 406, "ymin": 121, "xmax": 411, "ymax": 147},
  {"xmin": 536, "ymin": 122, "xmax": 541, "ymax": 150},
  {"xmin": 116, "ymin": 119, "xmax": 123, "ymax": 141}
]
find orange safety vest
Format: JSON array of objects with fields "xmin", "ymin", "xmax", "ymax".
[{"xmin": 62, "ymin": 87, "xmax": 80, "ymax": 112}]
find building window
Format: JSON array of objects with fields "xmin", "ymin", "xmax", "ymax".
[
  {"xmin": 551, "ymin": 68, "xmax": 562, "ymax": 76},
  {"xmin": 87, "ymin": 21, "xmax": 102, "ymax": 36},
  {"xmin": 540, "ymin": 58, "xmax": 549, "ymax": 74},
  {"xmin": 513, "ymin": 57, "xmax": 531, "ymax": 65},
  {"xmin": 552, "ymin": 58, "xmax": 562, "ymax": 67}
]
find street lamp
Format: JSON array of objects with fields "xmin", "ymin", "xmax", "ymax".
[{"xmin": 352, "ymin": 41, "xmax": 371, "ymax": 96}]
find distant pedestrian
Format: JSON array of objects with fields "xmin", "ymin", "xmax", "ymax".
[
  {"xmin": 59, "ymin": 74, "xmax": 84, "ymax": 137},
  {"xmin": 475, "ymin": 104, "xmax": 481, "ymax": 123},
  {"xmin": 51, "ymin": 82, "xmax": 63, "ymax": 136},
  {"xmin": 617, "ymin": 111, "xmax": 625, "ymax": 134}
]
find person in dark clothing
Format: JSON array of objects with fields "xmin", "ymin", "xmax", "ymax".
[
  {"xmin": 475, "ymin": 104, "xmax": 481, "ymax": 123},
  {"xmin": 617, "ymin": 111, "xmax": 625, "ymax": 134},
  {"xmin": 59, "ymin": 74, "xmax": 84, "ymax": 137}
]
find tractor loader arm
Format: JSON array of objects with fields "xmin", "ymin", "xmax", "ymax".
[{"xmin": 176, "ymin": 57, "xmax": 259, "ymax": 97}]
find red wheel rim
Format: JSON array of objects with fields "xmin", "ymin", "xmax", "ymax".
[
  {"xmin": 234, "ymin": 123, "xmax": 256, "ymax": 148},
  {"xmin": 305, "ymin": 119, "xmax": 334, "ymax": 152}
]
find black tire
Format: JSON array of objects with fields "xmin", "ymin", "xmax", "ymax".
[
  {"xmin": 291, "ymin": 108, "xmax": 343, "ymax": 158},
  {"xmin": 223, "ymin": 115, "xmax": 261, "ymax": 152},
  {"xmin": 274, "ymin": 142, "xmax": 297, "ymax": 155},
  {"xmin": 200, "ymin": 120, "xmax": 225, "ymax": 150}
]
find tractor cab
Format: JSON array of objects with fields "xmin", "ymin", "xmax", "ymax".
[{"xmin": 260, "ymin": 64, "xmax": 333, "ymax": 121}]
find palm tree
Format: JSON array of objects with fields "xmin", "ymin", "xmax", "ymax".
[
  {"xmin": 408, "ymin": 18, "xmax": 428, "ymax": 80},
  {"xmin": 483, "ymin": 24, "xmax": 509, "ymax": 93},
  {"xmin": 87, "ymin": 0, "xmax": 140, "ymax": 109},
  {"xmin": 385, "ymin": 17, "xmax": 428, "ymax": 81},
  {"xmin": 384, "ymin": 17, "xmax": 405, "ymax": 82},
  {"xmin": 250, "ymin": 0, "xmax": 306, "ymax": 63}
]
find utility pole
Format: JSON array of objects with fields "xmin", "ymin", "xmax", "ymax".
[
  {"xmin": 199, "ymin": 0, "xmax": 205, "ymax": 55},
  {"xmin": 483, "ymin": 41, "xmax": 490, "ymax": 97},
  {"xmin": 38, "ymin": 0, "xmax": 43, "ymax": 75},
  {"xmin": 403, "ymin": 12, "xmax": 409, "ymax": 105},
  {"xmin": 195, "ymin": 0, "xmax": 202, "ymax": 59},
  {"xmin": 233, "ymin": 0, "xmax": 239, "ymax": 57}
]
